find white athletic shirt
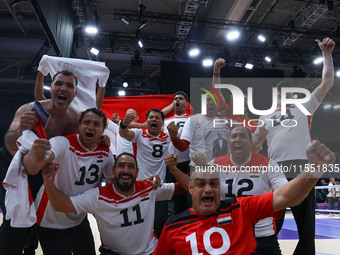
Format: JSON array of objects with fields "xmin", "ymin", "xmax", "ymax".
[
  {"xmin": 327, "ymin": 182, "xmax": 335, "ymax": 198},
  {"xmin": 164, "ymin": 114, "xmax": 190, "ymax": 163},
  {"xmin": 38, "ymin": 55, "xmax": 110, "ymax": 112},
  {"xmin": 116, "ymin": 135, "xmax": 134, "ymax": 156},
  {"xmin": 71, "ymin": 182, "xmax": 175, "ymax": 255},
  {"xmin": 256, "ymin": 92, "xmax": 320, "ymax": 162},
  {"xmin": 103, "ymin": 120, "xmax": 119, "ymax": 155},
  {"xmin": 35, "ymin": 134, "xmax": 115, "ymax": 229},
  {"xmin": 209, "ymin": 152, "xmax": 287, "ymax": 237},
  {"xmin": 181, "ymin": 114, "xmax": 230, "ymax": 166},
  {"xmin": 131, "ymin": 129, "xmax": 170, "ymax": 181}
]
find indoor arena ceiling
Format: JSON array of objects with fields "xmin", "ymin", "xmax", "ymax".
[{"xmin": 0, "ymin": 0, "xmax": 340, "ymax": 96}]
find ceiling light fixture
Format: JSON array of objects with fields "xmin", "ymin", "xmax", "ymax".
[
  {"xmin": 245, "ymin": 63, "xmax": 254, "ymax": 69},
  {"xmin": 188, "ymin": 48, "xmax": 200, "ymax": 57},
  {"xmin": 138, "ymin": 20, "xmax": 147, "ymax": 30},
  {"xmin": 202, "ymin": 58, "xmax": 213, "ymax": 67},
  {"xmin": 121, "ymin": 17, "xmax": 129, "ymax": 25},
  {"xmin": 258, "ymin": 34, "xmax": 266, "ymax": 42},
  {"xmin": 85, "ymin": 25, "xmax": 98, "ymax": 35},
  {"xmin": 90, "ymin": 47, "xmax": 99, "ymax": 55},
  {"xmin": 265, "ymin": 56, "xmax": 272, "ymax": 62},
  {"xmin": 118, "ymin": 90, "xmax": 126, "ymax": 96},
  {"xmin": 226, "ymin": 30, "xmax": 240, "ymax": 41},
  {"xmin": 313, "ymin": 57, "xmax": 323, "ymax": 65}
]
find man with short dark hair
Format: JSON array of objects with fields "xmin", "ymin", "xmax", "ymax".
[
  {"xmin": 164, "ymin": 91, "xmax": 191, "ymax": 214},
  {"xmin": 41, "ymin": 153, "xmax": 176, "ymax": 255},
  {"xmin": 119, "ymin": 108, "xmax": 176, "ymax": 237},
  {"xmin": 155, "ymin": 140, "xmax": 335, "ymax": 255},
  {"xmin": 22, "ymin": 108, "xmax": 114, "ymax": 255}
]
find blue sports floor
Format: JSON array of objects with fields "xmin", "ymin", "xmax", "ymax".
[{"xmin": 278, "ymin": 215, "xmax": 340, "ymax": 255}]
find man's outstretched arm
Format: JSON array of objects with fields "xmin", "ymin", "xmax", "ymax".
[
  {"xmin": 273, "ymin": 140, "xmax": 335, "ymax": 212},
  {"xmin": 313, "ymin": 37, "xmax": 335, "ymax": 102},
  {"xmin": 42, "ymin": 163, "xmax": 76, "ymax": 213}
]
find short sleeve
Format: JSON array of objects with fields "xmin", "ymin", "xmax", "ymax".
[
  {"xmin": 131, "ymin": 128, "xmax": 142, "ymax": 143},
  {"xmin": 238, "ymin": 192, "xmax": 274, "ymax": 224},
  {"xmin": 71, "ymin": 188, "xmax": 99, "ymax": 215},
  {"xmin": 156, "ymin": 183, "xmax": 175, "ymax": 201}
]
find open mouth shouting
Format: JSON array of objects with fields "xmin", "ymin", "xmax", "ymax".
[
  {"xmin": 233, "ymin": 144, "xmax": 243, "ymax": 153},
  {"xmin": 85, "ymin": 132, "xmax": 94, "ymax": 138},
  {"xmin": 57, "ymin": 94, "xmax": 67, "ymax": 102},
  {"xmin": 150, "ymin": 122, "xmax": 158, "ymax": 129},
  {"xmin": 201, "ymin": 195, "xmax": 215, "ymax": 208}
]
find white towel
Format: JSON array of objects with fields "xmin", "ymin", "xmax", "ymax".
[
  {"xmin": 2, "ymin": 101, "xmax": 50, "ymax": 227},
  {"xmin": 3, "ymin": 130, "xmax": 40, "ymax": 227},
  {"xmin": 38, "ymin": 55, "xmax": 110, "ymax": 112}
]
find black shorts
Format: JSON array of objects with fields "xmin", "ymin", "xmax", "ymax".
[{"xmin": 36, "ymin": 216, "xmax": 96, "ymax": 255}]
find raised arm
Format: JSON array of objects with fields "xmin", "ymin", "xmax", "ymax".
[
  {"xmin": 96, "ymin": 86, "xmax": 105, "ymax": 109},
  {"xmin": 23, "ymin": 139, "xmax": 55, "ymax": 175},
  {"xmin": 313, "ymin": 37, "xmax": 335, "ymax": 102},
  {"xmin": 119, "ymin": 113, "xmax": 136, "ymax": 141},
  {"xmin": 212, "ymin": 58, "xmax": 227, "ymax": 112},
  {"xmin": 34, "ymin": 71, "xmax": 46, "ymax": 101},
  {"xmin": 165, "ymin": 154, "xmax": 190, "ymax": 190},
  {"xmin": 161, "ymin": 101, "xmax": 174, "ymax": 117},
  {"xmin": 273, "ymin": 140, "xmax": 335, "ymax": 212},
  {"xmin": 4, "ymin": 103, "xmax": 38, "ymax": 155},
  {"xmin": 42, "ymin": 163, "xmax": 76, "ymax": 213}
]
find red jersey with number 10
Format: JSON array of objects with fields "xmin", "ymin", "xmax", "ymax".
[{"xmin": 154, "ymin": 192, "xmax": 275, "ymax": 255}]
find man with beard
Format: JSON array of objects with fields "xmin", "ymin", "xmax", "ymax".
[
  {"xmin": 40, "ymin": 152, "xmax": 176, "ymax": 255},
  {"xmin": 119, "ymin": 108, "xmax": 176, "ymax": 237},
  {"xmin": 22, "ymin": 108, "xmax": 114, "ymax": 255},
  {"xmin": 0, "ymin": 70, "xmax": 80, "ymax": 254}
]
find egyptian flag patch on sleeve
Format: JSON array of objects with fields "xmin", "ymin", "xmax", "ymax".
[{"xmin": 217, "ymin": 213, "xmax": 232, "ymax": 225}]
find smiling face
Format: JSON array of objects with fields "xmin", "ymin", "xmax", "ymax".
[
  {"xmin": 50, "ymin": 73, "xmax": 77, "ymax": 110},
  {"xmin": 113, "ymin": 154, "xmax": 139, "ymax": 196},
  {"xmin": 228, "ymin": 126, "xmax": 252, "ymax": 165},
  {"xmin": 189, "ymin": 170, "xmax": 221, "ymax": 216},
  {"xmin": 173, "ymin": 94, "xmax": 188, "ymax": 115},
  {"xmin": 78, "ymin": 112, "xmax": 104, "ymax": 150},
  {"xmin": 146, "ymin": 111, "xmax": 164, "ymax": 136}
]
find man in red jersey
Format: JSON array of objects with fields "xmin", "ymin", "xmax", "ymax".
[{"xmin": 154, "ymin": 139, "xmax": 334, "ymax": 254}]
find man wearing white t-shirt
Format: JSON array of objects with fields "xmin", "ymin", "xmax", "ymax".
[
  {"xmin": 23, "ymin": 108, "xmax": 115, "ymax": 255},
  {"xmin": 254, "ymin": 37, "xmax": 335, "ymax": 255},
  {"xmin": 327, "ymin": 178, "xmax": 336, "ymax": 215},
  {"xmin": 41, "ymin": 152, "xmax": 175, "ymax": 255}
]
